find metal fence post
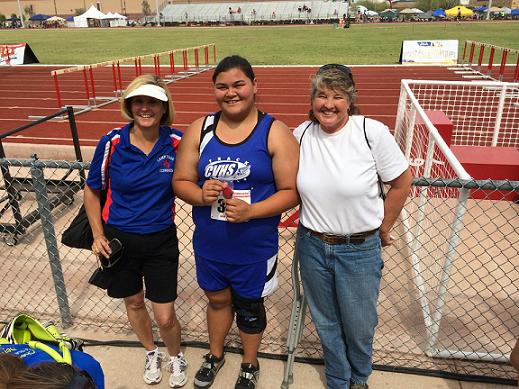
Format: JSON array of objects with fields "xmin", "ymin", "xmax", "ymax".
[{"xmin": 30, "ymin": 156, "xmax": 73, "ymax": 327}]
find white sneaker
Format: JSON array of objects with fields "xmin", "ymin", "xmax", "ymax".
[
  {"xmin": 167, "ymin": 352, "xmax": 188, "ymax": 388},
  {"xmin": 143, "ymin": 348, "xmax": 166, "ymax": 384}
]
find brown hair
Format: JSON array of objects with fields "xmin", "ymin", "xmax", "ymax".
[
  {"xmin": 0, "ymin": 354, "xmax": 96, "ymax": 389},
  {"xmin": 121, "ymin": 74, "xmax": 175, "ymax": 126},
  {"xmin": 308, "ymin": 67, "xmax": 360, "ymax": 123}
]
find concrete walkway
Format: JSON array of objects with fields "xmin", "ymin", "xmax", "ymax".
[
  {"xmin": 86, "ymin": 345, "xmax": 515, "ymax": 389},
  {"xmin": 74, "ymin": 330, "xmax": 514, "ymax": 389}
]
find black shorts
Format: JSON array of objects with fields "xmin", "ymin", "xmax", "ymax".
[{"xmin": 103, "ymin": 224, "xmax": 179, "ymax": 303}]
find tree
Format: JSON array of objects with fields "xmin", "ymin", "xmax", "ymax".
[
  {"xmin": 142, "ymin": 0, "xmax": 151, "ymax": 21},
  {"xmin": 24, "ymin": 5, "xmax": 35, "ymax": 17},
  {"xmin": 418, "ymin": 0, "xmax": 458, "ymax": 11},
  {"xmin": 75, "ymin": 8, "xmax": 86, "ymax": 15},
  {"xmin": 355, "ymin": 0, "xmax": 384, "ymax": 12}
]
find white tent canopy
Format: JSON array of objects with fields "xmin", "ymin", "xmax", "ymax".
[
  {"xmin": 76, "ymin": 5, "xmax": 108, "ymax": 19},
  {"xmin": 400, "ymin": 7, "xmax": 422, "ymax": 14},
  {"xmin": 46, "ymin": 16, "xmax": 65, "ymax": 22},
  {"xmin": 112, "ymin": 12, "xmax": 128, "ymax": 19},
  {"xmin": 73, "ymin": 5, "xmax": 110, "ymax": 27}
]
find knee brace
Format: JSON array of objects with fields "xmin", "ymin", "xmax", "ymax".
[{"xmin": 232, "ymin": 291, "xmax": 267, "ymax": 334}]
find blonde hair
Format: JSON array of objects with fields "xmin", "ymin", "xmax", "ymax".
[
  {"xmin": 309, "ymin": 68, "xmax": 359, "ymax": 122},
  {"xmin": 121, "ymin": 74, "xmax": 175, "ymax": 125}
]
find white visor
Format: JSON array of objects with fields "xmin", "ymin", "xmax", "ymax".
[{"xmin": 125, "ymin": 84, "xmax": 168, "ymax": 102}]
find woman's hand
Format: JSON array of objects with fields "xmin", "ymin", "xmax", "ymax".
[
  {"xmin": 91, "ymin": 234, "xmax": 111, "ymax": 259},
  {"xmin": 225, "ymin": 198, "xmax": 253, "ymax": 223},
  {"xmin": 201, "ymin": 179, "xmax": 224, "ymax": 205}
]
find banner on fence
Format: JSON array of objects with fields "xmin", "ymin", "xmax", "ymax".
[
  {"xmin": 0, "ymin": 43, "xmax": 40, "ymax": 66},
  {"xmin": 399, "ymin": 40, "xmax": 458, "ymax": 65}
]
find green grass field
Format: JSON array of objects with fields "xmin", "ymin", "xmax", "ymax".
[{"xmin": 1, "ymin": 21, "xmax": 518, "ymax": 65}]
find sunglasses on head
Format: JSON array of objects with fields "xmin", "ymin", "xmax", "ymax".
[{"xmin": 317, "ymin": 64, "xmax": 352, "ymax": 76}]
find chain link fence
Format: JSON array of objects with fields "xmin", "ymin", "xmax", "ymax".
[{"xmin": 0, "ymin": 158, "xmax": 518, "ymax": 383}]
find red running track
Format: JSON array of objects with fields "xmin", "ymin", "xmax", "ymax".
[{"xmin": 0, "ymin": 64, "xmax": 491, "ymax": 149}]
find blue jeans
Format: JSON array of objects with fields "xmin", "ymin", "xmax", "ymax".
[{"xmin": 296, "ymin": 225, "xmax": 384, "ymax": 389}]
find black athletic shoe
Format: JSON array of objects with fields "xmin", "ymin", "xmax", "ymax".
[
  {"xmin": 234, "ymin": 362, "xmax": 260, "ymax": 389},
  {"xmin": 193, "ymin": 353, "xmax": 225, "ymax": 388}
]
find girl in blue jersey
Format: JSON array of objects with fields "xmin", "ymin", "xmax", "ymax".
[
  {"xmin": 84, "ymin": 75, "xmax": 187, "ymax": 388},
  {"xmin": 173, "ymin": 55, "xmax": 299, "ymax": 389}
]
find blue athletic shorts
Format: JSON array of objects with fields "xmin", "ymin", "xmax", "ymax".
[{"xmin": 195, "ymin": 255, "xmax": 278, "ymax": 299}]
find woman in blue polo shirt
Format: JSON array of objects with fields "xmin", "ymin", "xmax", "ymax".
[
  {"xmin": 84, "ymin": 74, "xmax": 187, "ymax": 388},
  {"xmin": 173, "ymin": 55, "xmax": 299, "ymax": 389}
]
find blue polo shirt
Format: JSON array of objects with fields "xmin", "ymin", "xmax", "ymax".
[{"xmin": 86, "ymin": 123, "xmax": 182, "ymax": 234}]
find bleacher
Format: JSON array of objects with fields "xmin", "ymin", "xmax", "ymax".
[{"xmin": 159, "ymin": 0, "xmax": 350, "ymax": 25}]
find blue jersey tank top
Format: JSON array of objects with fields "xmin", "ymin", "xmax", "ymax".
[{"xmin": 193, "ymin": 111, "xmax": 280, "ymax": 264}]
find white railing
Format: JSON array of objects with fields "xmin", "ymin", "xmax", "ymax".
[{"xmin": 394, "ymin": 79, "xmax": 519, "ymax": 364}]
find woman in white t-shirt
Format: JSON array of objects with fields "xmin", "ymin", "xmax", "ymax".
[{"xmin": 293, "ymin": 64, "xmax": 412, "ymax": 389}]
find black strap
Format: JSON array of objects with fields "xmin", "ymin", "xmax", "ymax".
[
  {"xmin": 298, "ymin": 121, "xmax": 312, "ymax": 146},
  {"xmin": 363, "ymin": 117, "xmax": 386, "ymax": 200}
]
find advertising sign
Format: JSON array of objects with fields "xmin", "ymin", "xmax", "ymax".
[
  {"xmin": 399, "ymin": 40, "xmax": 458, "ymax": 65},
  {"xmin": 0, "ymin": 43, "xmax": 39, "ymax": 65}
]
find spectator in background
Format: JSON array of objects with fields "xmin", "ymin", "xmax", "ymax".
[
  {"xmin": 293, "ymin": 64, "xmax": 412, "ymax": 389},
  {"xmin": 173, "ymin": 55, "xmax": 299, "ymax": 389}
]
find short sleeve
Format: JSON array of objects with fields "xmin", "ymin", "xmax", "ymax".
[
  {"xmin": 366, "ymin": 118, "xmax": 409, "ymax": 182},
  {"xmin": 293, "ymin": 121, "xmax": 313, "ymax": 144},
  {"xmin": 86, "ymin": 135, "xmax": 111, "ymax": 191}
]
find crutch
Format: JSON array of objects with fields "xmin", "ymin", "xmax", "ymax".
[{"xmin": 281, "ymin": 251, "xmax": 307, "ymax": 389}]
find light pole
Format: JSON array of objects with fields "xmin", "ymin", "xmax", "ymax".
[
  {"xmin": 156, "ymin": 0, "xmax": 160, "ymax": 26},
  {"xmin": 486, "ymin": 0, "xmax": 492, "ymax": 20},
  {"xmin": 16, "ymin": 0, "xmax": 25, "ymax": 27},
  {"xmin": 53, "ymin": 0, "xmax": 58, "ymax": 15}
]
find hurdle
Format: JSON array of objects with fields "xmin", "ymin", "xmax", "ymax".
[
  {"xmin": 455, "ymin": 41, "xmax": 519, "ymax": 82},
  {"xmin": 47, "ymin": 43, "xmax": 216, "ymax": 117},
  {"xmin": 0, "ymin": 106, "xmax": 85, "ymax": 247}
]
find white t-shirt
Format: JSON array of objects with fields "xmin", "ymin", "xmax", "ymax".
[{"xmin": 294, "ymin": 116, "xmax": 409, "ymax": 235}]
